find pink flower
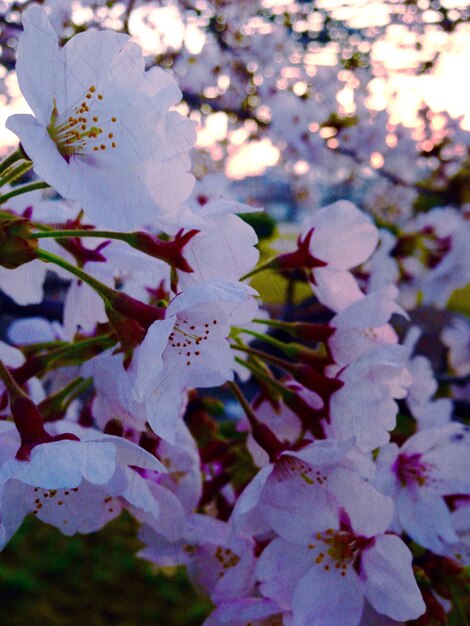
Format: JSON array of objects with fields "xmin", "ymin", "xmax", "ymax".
[
  {"xmin": 255, "ymin": 467, "xmax": 424, "ymax": 625},
  {"xmin": 374, "ymin": 424, "xmax": 470, "ymax": 553},
  {"xmin": 7, "ymin": 6, "xmax": 196, "ymax": 230}
]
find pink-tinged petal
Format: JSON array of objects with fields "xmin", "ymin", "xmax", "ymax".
[
  {"xmin": 427, "ymin": 445, "xmax": 470, "ymax": 495},
  {"xmin": 261, "ymin": 476, "xmax": 338, "ymax": 543},
  {"xmin": 64, "ymin": 159, "xmax": 172, "ymax": 231},
  {"xmin": 329, "ymin": 323, "xmax": 398, "ymax": 368},
  {"xmin": 396, "ymin": 490, "xmax": 457, "ymax": 552},
  {"xmin": 360, "ymin": 602, "xmax": 405, "ymax": 626},
  {"xmin": 179, "ymin": 209, "xmax": 260, "ymax": 286},
  {"xmin": 327, "ymin": 468, "xmax": 394, "ymax": 536},
  {"xmin": 58, "ymin": 29, "xmax": 129, "ymax": 114},
  {"xmin": 15, "ymin": 6, "xmax": 59, "ymax": 124},
  {"xmin": 402, "ymin": 424, "xmax": 463, "ymax": 455},
  {"xmin": 32, "ymin": 480, "xmax": 121, "ymax": 535},
  {"xmin": 361, "ymin": 534, "xmax": 425, "ymax": 622},
  {"xmin": 332, "ymin": 285, "xmax": 405, "ymax": 330},
  {"xmin": 211, "ymin": 542, "xmax": 256, "ymax": 604},
  {"xmin": 12, "ymin": 440, "xmax": 116, "ymax": 489},
  {"xmin": 129, "ymin": 317, "xmax": 175, "ymax": 400},
  {"xmin": 8, "ymin": 318, "xmax": 64, "ymax": 345},
  {"xmin": 0, "ymin": 480, "xmax": 32, "ymax": 549},
  {"xmin": 132, "ymin": 480, "xmax": 186, "ymax": 542},
  {"xmin": 6, "ymin": 114, "xmax": 69, "ymax": 189},
  {"xmin": 145, "ymin": 382, "xmax": 188, "ymax": 444},
  {"xmin": 231, "ymin": 465, "xmax": 273, "ymax": 535},
  {"xmin": 289, "ymin": 438, "xmax": 353, "ymax": 468},
  {"xmin": 310, "ymin": 201, "xmax": 378, "ymax": 270},
  {"xmin": 292, "ymin": 564, "xmax": 364, "ymax": 626},
  {"xmin": 0, "ymin": 342, "xmax": 25, "ymax": 368},
  {"xmin": 102, "ymin": 435, "xmax": 166, "ymax": 473},
  {"xmin": 256, "ymin": 538, "xmax": 312, "ymax": 608},
  {"xmin": 0, "ymin": 261, "xmax": 47, "ymax": 306},
  {"xmin": 167, "ymin": 280, "xmax": 256, "ymax": 316},
  {"xmin": 203, "ymin": 598, "xmax": 283, "ymax": 625},
  {"xmin": 63, "ymin": 280, "xmax": 107, "ymax": 337},
  {"xmin": 119, "ymin": 468, "xmax": 160, "ymax": 519},
  {"xmin": 312, "ymin": 268, "xmax": 364, "ymax": 312},
  {"xmin": 233, "ymin": 465, "xmax": 273, "ymax": 517}
]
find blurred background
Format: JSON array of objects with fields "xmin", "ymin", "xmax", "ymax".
[{"xmin": 0, "ymin": 0, "xmax": 469, "ymax": 623}]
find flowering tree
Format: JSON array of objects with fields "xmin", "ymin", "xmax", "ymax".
[{"xmin": 0, "ymin": 1, "xmax": 469, "ymax": 624}]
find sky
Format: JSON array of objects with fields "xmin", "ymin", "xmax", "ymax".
[{"xmin": 1, "ymin": 1, "xmax": 469, "ymax": 179}]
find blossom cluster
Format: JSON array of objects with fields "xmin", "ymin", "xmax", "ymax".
[{"xmin": 0, "ymin": 7, "xmax": 469, "ymax": 626}]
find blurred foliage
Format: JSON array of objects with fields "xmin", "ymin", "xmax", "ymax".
[
  {"xmin": 239, "ymin": 212, "xmax": 276, "ymax": 241},
  {"xmin": 0, "ymin": 513, "xmax": 212, "ymax": 626},
  {"xmin": 448, "ymin": 284, "xmax": 470, "ymax": 316}
]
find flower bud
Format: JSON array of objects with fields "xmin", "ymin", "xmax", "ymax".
[
  {"xmin": 274, "ymin": 228, "xmax": 327, "ymax": 271},
  {"xmin": 0, "ymin": 217, "xmax": 38, "ymax": 269},
  {"xmin": 11, "ymin": 395, "xmax": 79, "ymax": 461},
  {"xmin": 129, "ymin": 228, "xmax": 199, "ymax": 272}
]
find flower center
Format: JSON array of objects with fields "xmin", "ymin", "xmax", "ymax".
[
  {"xmin": 47, "ymin": 86, "xmax": 118, "ymax": 161},
  {"xmin": 214, "ymin": 546, "xmax": 241, "ymax": 578},
  {"xmin": 168, "ymin": 316, "xmax": 218, "ymax": 366},
  {"xmin": 394, "ymin": 452, "xmax": 430, "ymax": 487},
  {"xmin": 275, "ymin": 455, "xmax": 327, "ymax": 485},
  {"xmin": 308, "ymin": 528, "xmax": 370, "ymax": 576}
]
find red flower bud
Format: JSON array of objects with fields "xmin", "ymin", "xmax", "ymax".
[
  {"xmin": 10, "ymin": 396, "xmax": 79, "ymax": 461},
  {"xmin": 274, "ymin": 228, "xmax": 327, "ymax": 272},
  {"xmin": 130, "ymin": 228, "xmax": 199, "ymax": 272},
  {"xmin": 0, "ymin": 217, "xmax": 38, "ymax": 269}
]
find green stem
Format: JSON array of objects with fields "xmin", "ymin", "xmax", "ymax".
[
  {"xmin": 36, "ymin": 248, "xmax": 115, "ymax": 302},
  {"xmin": 231, "ymin": 343, "xmax": 290, "ymax": 372},
  {"xmin": 252, "ymin": 318, "xmax": 291, "ymax": 330},
  {"xmin": 39, "ymin": 376, "xmax": 93, "ymax": 420},
  {"xmin": 45, "ymin": 335, "xmax": 116, "ymax": 369},
  {"xmin": 232, "ymin": 326, "xmax": 295, "ymax": 356},
  {"xmin": 0, "ymin": 149, "xmax": 25, "ymax": 176},
  {"xmin": 20, "ymin": 340, "xmax": 69, "ymax": 359},
  {"xmin": 30, "ymin": 229, "xmax": 127, "ymax": 241},
  {"xmin": 0, "ymin": 182, "xmax": 50, "ymax": 205},
  {"xmin": 64, "ymin": 376, "xmax": 93, "ymax": 405},
  {"xmin": 0, "ymin": 162, "xmax": 33, "ymax": 187},
  {"xmin": 233, "ymin": 355, "xmax": 288, "ymax": 397},
  {"xmin": 0, "ymin": 211, "xmax": 55, "ymax": 234},
  {"xmin": 240, "ymin": 258, "xmax": 277, "ymax": 281},
  {"xmin": 448, "ymin": 581, "xmax": 469, "ymax": 626},
  {"xmin": 227, "ymin": 381, "xmax": 259, "ymax": 424}
]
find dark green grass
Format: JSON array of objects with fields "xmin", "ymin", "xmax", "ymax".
[{"xmin": 0, "ymin": 513, "xmax": 211, "ymax": 626}]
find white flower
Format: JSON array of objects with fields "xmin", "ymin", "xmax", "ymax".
[{"xmin": 7, "ymin": 6, "xmax": 196, "ymax": 230}]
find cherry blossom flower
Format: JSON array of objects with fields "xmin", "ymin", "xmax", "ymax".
[
  {"xmin": 298, "ymin": 201, "xmax": 379, "ymax": 312},
  {"xmin": 6, "ymin": 6, "xmax": 196, "ymax": 230},
  {"xmin": 138, "ymin": 514, "xmax": 256, "ymax": 603},
  {"xmin": 374, "ymin": 424, "xmax": 470, "ymax": 553},
  {"xmin": 203, "ymin": 597, "xmax": 289, "ymax": 626},
  {"xmin": 326, "ymin": 344, "xmax": 412, "ymax": 451},
  {"xmin": 0, "ymin": 420, "xmax": 166, "ymax": 546},
  {"xmin": 441, "ymin": 317, "xmax": 470, "ymax": 377},
  {"xmin": 327, "ymin": 284, "xmax": 405, "ymax": 367},
  {"xmin": 89, "ymin": 280, "xmax": 257, "ymax": 442},
  {"xmin": 255, "ymin": 467, "xmax": 424, "ymax": 625},
  {"xmin": 0, "ymin": 191, "xmax": 82, "ymax": 305}
]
